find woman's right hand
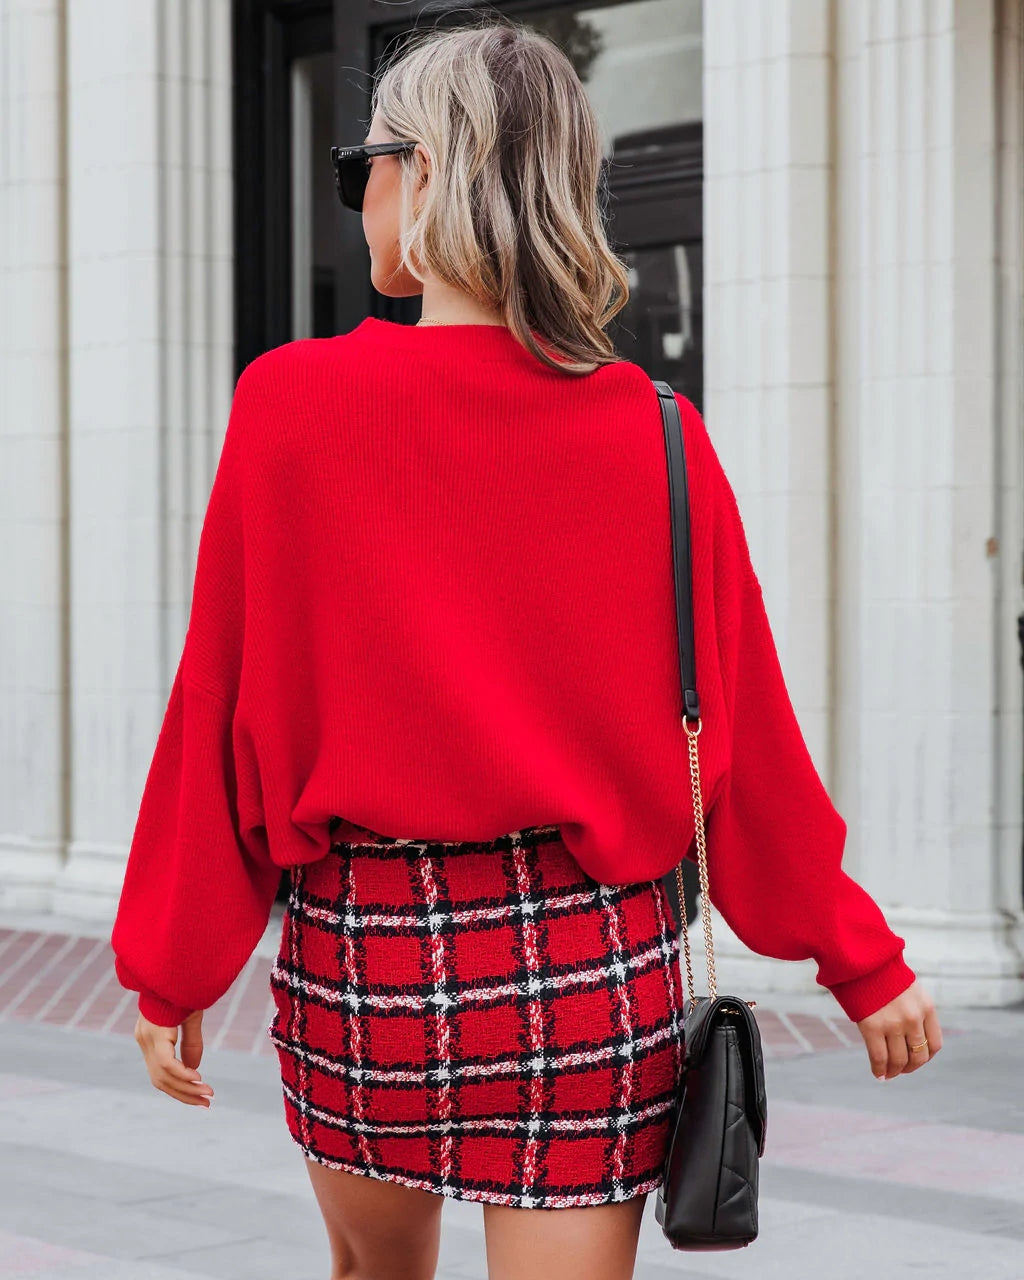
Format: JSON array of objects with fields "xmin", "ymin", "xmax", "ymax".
[
  {"xmin": 855, "ymin": 979, "xmax": 942, "ymax": 1080},
  {"xmin": 134, "ymin": 1008, "xmax": 216, "ymax": 1107}
]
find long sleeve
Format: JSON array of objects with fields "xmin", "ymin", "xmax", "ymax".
[
  {"xmin": 111, "ymin": 662, "xmax": 281, "ymax": 1025},
  {"xmin": 110, "ymin": 360, "xmax": 282, "ymax": 1027},
  {"xmin": 698, "ymin": 442, "xmax": 917, "ymax": 1024}
]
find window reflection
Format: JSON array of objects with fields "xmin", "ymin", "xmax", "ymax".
[
  {"xmin": 292, "ymin": 51, "xmax": 339, "ymax": 340},
  {"xmin": 510, "ymin": 1, "xmax": 704, "ymax": 398}
]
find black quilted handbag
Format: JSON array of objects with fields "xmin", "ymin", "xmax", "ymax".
[{"xmin": 650, "ymin": 380, "xmax": 768, "ymax": 1250}]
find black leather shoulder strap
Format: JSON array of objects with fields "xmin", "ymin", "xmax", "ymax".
[{"xmin": 651, "ymin": 380, "xmax": 700, "ymax": 722}]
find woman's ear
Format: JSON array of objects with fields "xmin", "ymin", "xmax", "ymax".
[{"xmin": 413, "ymin": 143, "xmax": 432, "ymax": 206}]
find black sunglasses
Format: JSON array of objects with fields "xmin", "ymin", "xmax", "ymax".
[{"xmin": 330, "ymin": 142, "xmax": 419, "ymax": 212}]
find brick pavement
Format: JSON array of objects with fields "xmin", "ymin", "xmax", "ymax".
[{"xmin": 0, "ymin": 917, "xmax": 882, "ymax": 1061}]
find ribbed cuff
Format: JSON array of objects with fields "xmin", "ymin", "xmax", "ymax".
[
  {"xmin": 137, "ymin": 990, "xmax": 197, "ymax": 1028},
  {"xmin": 826, "ymin": 951, "xmax": 918, "ymax": 1023},
  {"xmin": 114, "ymin": 955, "xmax": 197, "ymax": 1027}
]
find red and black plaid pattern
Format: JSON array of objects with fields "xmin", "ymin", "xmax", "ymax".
[{"xmin": 268, "ymin": 819, "xmax": 685, "ymax": 1209}]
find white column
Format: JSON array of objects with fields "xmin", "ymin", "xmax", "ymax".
[
  {"xmin": 993, "ymin": 0, "xmax": 1024, "ymax": 978},
  {"xmin": 834, "ymin": 0, "xmax": 1023, "ymax": 1005},
  {"xmin": 702, "ymin": 0, "xmax": 838, "ymax": 995},
  {"xmin": 0, "ymin": 0, "xmax": 67, "ymax": 909},
  {"xmin": 703, "ymin": 0, "xmax": 1024, "ymax": 1008},
  {"xmin": 54, "ymin": 0, "xmax": 235, "ymax": 917}
]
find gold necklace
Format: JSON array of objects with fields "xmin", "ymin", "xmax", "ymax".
[{"xmin": 416, "ymin": 317, "xmax": 509, "ymax": 327}]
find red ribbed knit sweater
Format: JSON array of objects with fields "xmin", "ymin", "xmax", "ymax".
[{"xmin": 110, "ymin": 316, "xmax": 916, "ymax": 1028}]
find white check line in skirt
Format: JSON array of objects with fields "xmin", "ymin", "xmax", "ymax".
[{"xmin": 267, "ymin": 818, "xmax": 686, "ymax": 1209}]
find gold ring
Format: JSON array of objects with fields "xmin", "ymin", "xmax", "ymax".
[{"xmin": 909, "ymin": 1039, "xmax": 929, "ymax": 1051}]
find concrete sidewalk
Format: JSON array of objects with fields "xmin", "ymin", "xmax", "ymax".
[{"xmin": 0, "ymin": 910, "xmax": 1022, "ymax": 1279}]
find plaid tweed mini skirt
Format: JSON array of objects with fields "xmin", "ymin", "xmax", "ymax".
[{"xmin": 267, "ymin": 817, "xmax": 685, "ymax": 1209}]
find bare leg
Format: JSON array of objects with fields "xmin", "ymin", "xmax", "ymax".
[
  {"xmin": 304, "ymin": 1155, "xmax": 445, "ymax": 1280},
  {"xmin": 482, "ymin": 1192, "xmax": 648, "ymax": 1280}
]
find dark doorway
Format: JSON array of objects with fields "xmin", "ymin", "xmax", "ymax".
[
  {"xmin": 234, "ymin": 0, "xmax": 704, "ymax": 408},
  {"xmin": 233, "ymin": 0, "xmax": 340, "ymax": 380}
]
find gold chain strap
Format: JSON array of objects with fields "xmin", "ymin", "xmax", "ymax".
[{"xmin": 673, "ymin": 715, "xmax": 755, "ymax": 1017}]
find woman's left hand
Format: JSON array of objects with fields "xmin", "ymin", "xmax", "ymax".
[
  {"xmin": 134, "ymin": 1009, "xmax": 215, "ymax": 1107},
  {"xmin": 855, "ymin": 979, "xmax": 942, "ymax": 1080}
]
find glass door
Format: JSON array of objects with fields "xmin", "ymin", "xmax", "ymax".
[{"xmin": 237, "ymin": 0, "xmax": 703, "ymax": 406}]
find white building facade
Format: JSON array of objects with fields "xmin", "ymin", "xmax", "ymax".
[{"xmin": 1, "ymin": 0, "xmax": 1022, "ymax": 1009}]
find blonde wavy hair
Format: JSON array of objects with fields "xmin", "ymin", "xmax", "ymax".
[{"xmin": 371, "ymin": 14, "xmax": 631, "ymax": 375}]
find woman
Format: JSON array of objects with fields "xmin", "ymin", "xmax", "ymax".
[{"xmin": 111, "ymin": 15, "xmax": 941, "ymax": 1280}]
